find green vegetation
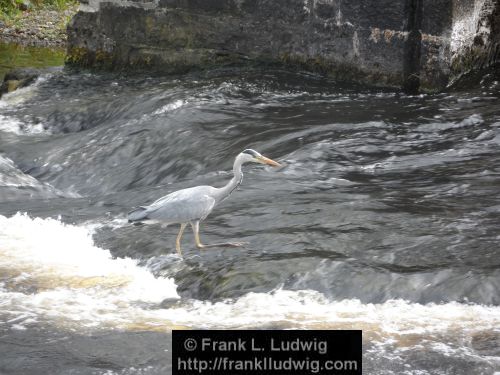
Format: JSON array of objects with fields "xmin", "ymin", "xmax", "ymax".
[
  {"xmin": 0, "ymin": 0, "xmax": 78, "ymax": 47},
  {"xmin": 1, "ymin": 0, "xmax": 76, "ymax": 20},
  {"xmin": 1, "ymin": 0, "xmax": 21, "ymax": 19}
]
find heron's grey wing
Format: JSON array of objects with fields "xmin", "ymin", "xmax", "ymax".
[
  {"xmin": 146, "ymin": 194, "xmax": 215, "ymax": 223},
  {"xmin": 135, "ymin": 186, "xmax": 215, "ymax": 223},
  {"xmin": 128, "ymin": 206, "xmax": 150, "ymax": 221}
]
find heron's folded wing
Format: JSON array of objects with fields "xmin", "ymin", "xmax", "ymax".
[
  {"xmin": 145, "ymin": 194, "xmax": 216, "ymax": 223},
  {"xmin": 127, "ymin": 206, "xmax": 149, "ymax": 221}
]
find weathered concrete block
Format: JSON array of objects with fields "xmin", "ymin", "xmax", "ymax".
[{"xmin": 66, "ymin": 0, "xmax": 500, "ymax": 91}]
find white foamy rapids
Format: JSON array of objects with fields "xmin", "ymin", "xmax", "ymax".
[
  {"xmin": 0, "ymin": 214, "xmax": 179, "ymax": 330},
  {"xmin": 0, "ymin": 114, "xmax": 45, "ymax": 135},
  {"xmin": 0, "ymin": 76, "xmax": 49, "ymax": 135},
  {"xmin": 0, "ymin": 114, "xmax": 25, "ymax": 134},
  {"xmin": 450, "ymin": 1, "xmax": 484, "ymax": 55},
  {"xmin": 1, "ymin": 215, "xmax": 500, "ymax": 349},
  {"xmin": 153, "ymin": 99, "xmax": 186, "ymax": 115},
  {"xmin": 166, "ymin": 291, "xmax": 500, "ymax": 335}
]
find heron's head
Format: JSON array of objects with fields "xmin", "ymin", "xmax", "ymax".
[{"xmin": 239, "ymin": 149, "xmax": 281, "ymax": 167}]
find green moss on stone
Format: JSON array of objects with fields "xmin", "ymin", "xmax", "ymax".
[{"xmin": 65, "ymin": 46, "xmax": 87, "ymax": 65}]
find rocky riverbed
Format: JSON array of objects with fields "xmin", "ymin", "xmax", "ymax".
[{"xmin": 0, "ymin": 4, "xmax": 78, "ymax": 47}]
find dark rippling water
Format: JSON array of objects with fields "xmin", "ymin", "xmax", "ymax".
[{"xmin": 1, "ymin": 67, "xmax": 500, "ymax": 375}]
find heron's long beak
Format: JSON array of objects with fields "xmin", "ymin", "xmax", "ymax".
[{"xmin": 257, "ymin": 155, "xmax": 281, "ymax": 167}]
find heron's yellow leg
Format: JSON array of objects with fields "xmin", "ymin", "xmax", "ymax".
[
  {"xmin": 191, "ymin": 221, "xmax": 205, "ymax": 249},
  {"xmin": 190, "ymin": 220, "xmax": 246, "ymax": 249},
  {"xmin": 176, "ymin": 223, "xmax": 187, "ymax": 256}
]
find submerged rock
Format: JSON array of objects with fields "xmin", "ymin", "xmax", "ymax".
[
  {"xmin": 0, "ymin": 68, "xmax": 41, "ymax": 97},
  {"xmin": 0, "ymin": 67, "xmax": 62, "ymax": 98},
  {"xmin": 65, "ymin": 0, "xmax": 500, "ymax": 92}
]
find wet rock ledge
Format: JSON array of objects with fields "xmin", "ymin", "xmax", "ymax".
[{"xmin": 66, "ymin": 0, "xmax": 500, "ymax": 92}]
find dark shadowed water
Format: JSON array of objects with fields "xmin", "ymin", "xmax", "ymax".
[{"xmin": 1, "ymin": 67, "xmax": 500, "ymax": 374}]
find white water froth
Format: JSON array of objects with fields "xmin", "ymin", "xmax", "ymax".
[
  {"xmin": 165, "ymin": 291, "xmax": 500, "ymax": 334},
  {"xmin": 0, "ymin": 214, "xmax": 499, "ymax": 349},
  {"xmin": 450, "ymin": 0, "xmax": 485, "ymax": 55},
  {"xmin": 0, "ymin": 114, "xmax": 25, "ymax": 135},
  {"xmin": 0, "ymin": 76, "xmax": 48, "ymax": 134},
  {"xmin": 0, "ymin": 114, "xmax": 46, "ymax": 135},
  {"xmin": 0, "ymin": 214, "xmax": 179, "ymax": 329},
  {"xmin": 153, "ymin": 99, "xmax": 186, "ymax": 115}
]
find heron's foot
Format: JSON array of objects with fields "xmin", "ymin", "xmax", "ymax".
[
  {"xmin": 224, "ymin": 241, "xmax": 248, "ymax": 248},
  {"xmin": 200, "ymin": 241, "xmax": 248, "ymax": 248}
]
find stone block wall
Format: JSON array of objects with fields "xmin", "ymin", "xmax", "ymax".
[{"xmin": 66, "ymin": 0, "xmax": 500, "ymax": 91}]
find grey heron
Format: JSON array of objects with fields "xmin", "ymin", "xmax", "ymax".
[{"xmin": 128, "ymin": 149, "xmax": 281, "ymax": 256}]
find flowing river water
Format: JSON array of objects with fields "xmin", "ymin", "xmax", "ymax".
[{"xmin": 0, "ymin": 66, "xmax": 499, "ymax": 374}]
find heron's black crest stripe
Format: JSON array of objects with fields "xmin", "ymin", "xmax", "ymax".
[{"xmin": 242, "ymin": 149, "xmax": 259, "ymax": 157}]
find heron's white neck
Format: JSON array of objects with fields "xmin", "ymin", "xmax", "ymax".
[{"xmin": 215, "ymin": 154, "xmax": 245, "ymax": 202}]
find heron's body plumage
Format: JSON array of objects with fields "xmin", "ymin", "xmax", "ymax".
[{"xmin": 128, "ymin": 186, "xmax": 217, "ymax": 224}]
